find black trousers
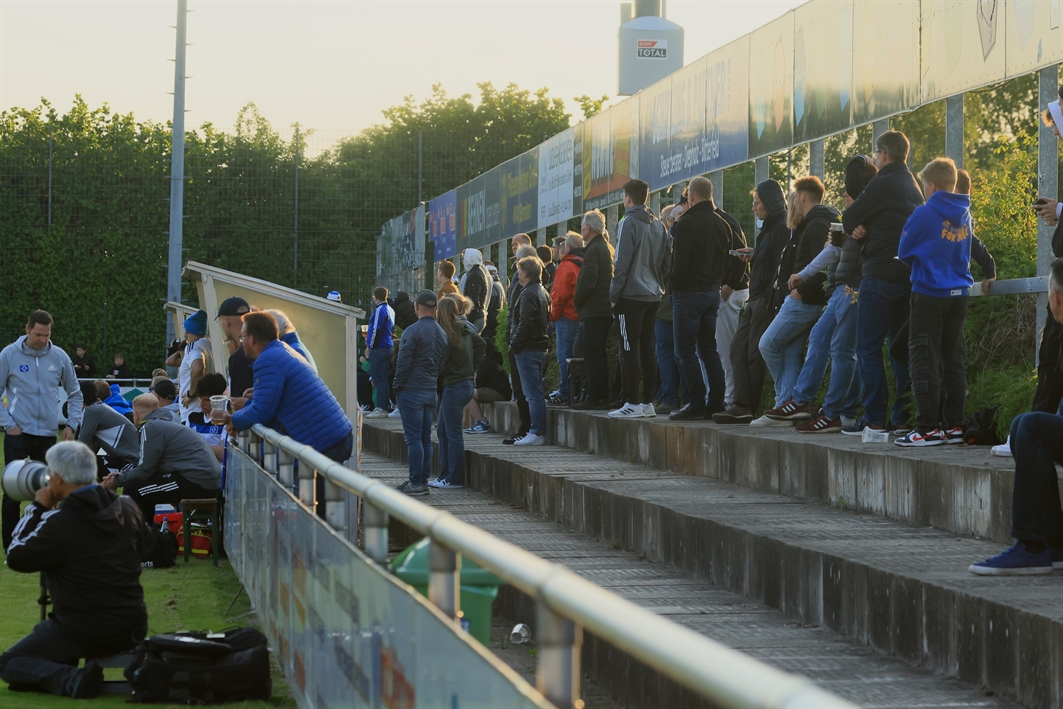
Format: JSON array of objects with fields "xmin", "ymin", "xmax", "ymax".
[
  {"xmin": 0, "ymin": 618, "xmax": 142, "ymax": 696},
  {"xmin": 581, "ymin": 317, "xmax": 612, "ymax": 403},
  {"xmin": 508, "ymin": 350, "xmax": 531, "ymax": 434},
  {"xmin": 615, "ymin": 298, "xmax": 659, "ymax": 405},
  {"xmin": 2, "ymin": 433, "xmax": 55, "ymax": 551},
  {"xmin": 125, "ymin": 472, "xmax": 219, "ymax": 524},
  {"xmin": 1033, "ymin": 306, "xmax": 1063, "ymax": 414},
  {"xmin": 1009, "ymin": 412, "xmax": 1063, "ymax": 546},
  {"xmin": 729, "ymin": 298, "xmax": 775, "ymax": 414},
  {"xmin": 908, "ymin": 293, "xmax": 968, "ymax": 432}
]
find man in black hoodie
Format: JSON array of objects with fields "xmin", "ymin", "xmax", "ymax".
[
  {"xmin": 714, "ymin": 179, "xmax": 790, "ymax": 424},
  {"xmin": 841, "ymin": 130, "xmax": 924, "ymax": 433},
  {"xmin": 1, "ymin": 441, "xmax": 153, "ymax": 699}
]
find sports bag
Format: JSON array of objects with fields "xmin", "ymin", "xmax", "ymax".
[{"xmin": 125, "ymin": 627, "xmax": 271, "ymax": 704}]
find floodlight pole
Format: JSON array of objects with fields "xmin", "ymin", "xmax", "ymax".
[{"xmin": 166, "ymin": 0, "xmax": 188, "ymax": 344}]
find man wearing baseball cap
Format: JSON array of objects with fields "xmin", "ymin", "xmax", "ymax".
[
  {"xmin": 392, "ymin": 290, "xmax": 447, "ymax": 496},
  {"xmin": 217, "ymin": 296, "xmax": 253, "ymax": 398}
]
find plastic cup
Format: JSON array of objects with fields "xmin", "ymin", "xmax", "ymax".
[
  {"xmin": 861, "ymin": 427, "xmax": 889, "ymax": 443},
  {"xmin": 210, "ymin": 396, "xmax": 229, "ymax": 424}
]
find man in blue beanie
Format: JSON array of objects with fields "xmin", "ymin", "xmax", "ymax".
[{"xmin": 164, "ymin": 309, "xmax": 214, "ymax": 424}]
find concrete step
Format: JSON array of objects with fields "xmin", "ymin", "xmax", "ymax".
[
  {"xmin": 481, "ymin": 401, "xmax": 1063, "ymax": 546},
  {"xmin": 363, "ymin": 419, "xmax": 1063, "ymax": 709},
  {"xmin": 359, "ymin": 448, "xmax": 1016, "ymax": 709}
]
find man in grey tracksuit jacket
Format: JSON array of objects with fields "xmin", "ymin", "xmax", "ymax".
[
  {"xmin": 104, "ymin": 407, "xmax": 221, "ymax": 521},
  {"xmin": 0, "ymin": 332, "xmax": 83, "ymax": 549},
  {"xmin": 609, "ymin": 184, "xmax": 671, "ymax": 411}
]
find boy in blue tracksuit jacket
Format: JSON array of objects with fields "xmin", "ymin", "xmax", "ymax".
[
  {"xmin": 364, "ymin": 286, "xmax": 396, "ymax": 416},
  {"xmin": 896, "ymin": 157, "xmax": 972, "ymax": 446}
]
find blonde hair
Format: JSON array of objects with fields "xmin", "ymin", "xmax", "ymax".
[
  {"xmin": 437, "ymin": 295, "xmax": 465, "ymax": 347},
  {"xmin": 918, "ymin": 157, "xmax": 958, "ymax": 192},
  {"xmin": 265, "ymin": 309, "xmax": 295, "ymax": 336},
  {"xmin": 785, "ymin": 191, "xmax": 802, "ymax": 230},
  {"xmin": 132, "ymin": 392, "xmax": 160, "ymax": 413}
]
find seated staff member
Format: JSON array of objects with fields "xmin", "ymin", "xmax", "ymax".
[
  {"xmin": 102, "ymin": 394, "xmax": 221, "ymax": 522},
  {"xmin": 76, "ymin": 380, "xmax": 140, "ymax": 478},
  {"xmin": 187, "ymin": 372, "xmax": 229, "ymax": 462}
]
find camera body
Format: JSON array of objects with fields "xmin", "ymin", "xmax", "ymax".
[{"xmin": 2, "ymin": 459, "xmax": 50, "ymax": 502}]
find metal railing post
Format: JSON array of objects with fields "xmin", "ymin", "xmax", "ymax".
[
  {"xmin": 428, "ymin": 540, "xmax": 459, "ymax": 620},
  {"xmin": 237, "ymin": 430, "xmax": 250, "ymax": 453},
  {"xmin": 263, "ymin": 441, "xmax": 278, "ymax": 474},
  {"xmin": 255, "ymin": 434, "xmax": 265, "ymax": 465},
  {"xmin": 362, "ymin": 501, "xmax": 389, "ymax": 564},
  {"xmin": 277, "ymin": 449, "xmax": 293, "ymax": 485},
  {"xmin": 298, "ymin": 467, "xmax": 316, "ymax": 509},
  {"xmin": 323, "ymin": 474, "xmax": 347, "ymax": 533},
  {"xmin": 536, "ymin": 601, "xmax": 582, "ymax": 709}
]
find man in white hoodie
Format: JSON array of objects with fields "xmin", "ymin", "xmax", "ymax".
[
  {"xmin": 0, "ymin": 310, "xmax": 83, "ymax": 550},
  {"xmin": 458, "ymin": 248, "xmax": 489, "ymax": 333}
]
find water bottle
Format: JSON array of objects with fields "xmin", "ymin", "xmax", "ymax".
[{"xmin": 509, "ymin": 623, "xmax": 531, "ymax": 645}]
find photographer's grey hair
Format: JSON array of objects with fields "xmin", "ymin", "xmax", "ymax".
[{"xmin": 46, "ymin": 441, "xmax": 98, "ymax": 486}]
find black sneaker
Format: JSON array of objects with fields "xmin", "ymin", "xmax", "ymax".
[
  {"xmin": 841, "ymin": 419, "xmax": 884, "ymax": 436},
  {"xmin": 503, "ymin": 433, "xmax": 527, "ymax": 445},
  {"xmin": 943, "ymin": 426, "xmax": 965, "ymax": 444},
  {"xmin": 69, "ymin": 663, "xmax": 104, "ymax": 699},
  {"xmin": 396, "ymin": 480, "xmax": 430, "ymax": 496},
  {"xmin": 547, "ymin": 393, "xmax": 568, "ymax": 406},
  {"xmin": 712, "ymin": 408, "xmax": 754, "ymax": 424},
  {"xmin": 572, "ymin": 399, "xmax": 610, "ymax": 411},
  {"xmin": 886, "ymin": 420, "xmax": 912, "ymax": 436},
  {"xmin": 894, "ymin": 429, "xmax": 945, "ymax": 447}
]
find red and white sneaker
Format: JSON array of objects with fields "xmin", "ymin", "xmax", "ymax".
[
  {"xmin": 943, "ymin": 427, "xmax": 965, "ymax": 444},
  {"xmin": 795, "ymin": 412, "xmax": 842, "ymax": 433},
  {"xmin": 894, "ymin": 429, "xmax": 946, "ymax": 447},
  {"xmin": 764, "ymin": 399, "xmax": 812, "ymax": 421}
]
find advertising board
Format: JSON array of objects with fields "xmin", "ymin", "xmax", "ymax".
[
  {"xmin": 748, "ymin": 11, "xmax": 795, "ymax": 158},
  {"xmin": 428, "ymin": 191, "xmax": 458, "ymax": 261}
]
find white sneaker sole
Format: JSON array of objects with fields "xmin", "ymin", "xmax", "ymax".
[{"xmin": 968, "ymin": 564, "xmax": 1053, "ymax": 576}]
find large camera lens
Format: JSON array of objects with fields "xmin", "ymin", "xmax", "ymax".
[{"xmin": 1, "ymin": 459, "xmax": 50, "ymax": 502}]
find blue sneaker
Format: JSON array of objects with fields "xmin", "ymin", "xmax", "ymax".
[
  {"xmin": 464, "ymin": 420, "xmax": 490, "ymax": 434},
  {"xmin": 968, "ymin": 543, "xmax": 1053, "ymax": 576}
]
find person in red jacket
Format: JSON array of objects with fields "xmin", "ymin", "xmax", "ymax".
[{"xmin": 548, "ymin": 232, "xmax": 585, "ymax": 405}]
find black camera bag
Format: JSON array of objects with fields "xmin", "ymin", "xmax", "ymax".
[{"xmin": 125, "ymin": 627, "xmax": 271, "ymax": 704}]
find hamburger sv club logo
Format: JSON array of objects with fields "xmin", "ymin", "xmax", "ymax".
[{"xmin": 19, "ymin": 364, "xmax": 29, "ymax": 372}]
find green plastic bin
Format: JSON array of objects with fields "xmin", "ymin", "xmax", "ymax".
[{"xmin": 390, "ymin": 538, "xmax": 502, "ymax": 645}]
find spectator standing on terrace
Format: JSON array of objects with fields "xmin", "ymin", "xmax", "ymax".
[
  {"xmin": 391, "ymin": 291, "xmax": 447, "ymax": 495},
  {"xmin": 893, "ymin": 158, "xmax": 973, "ymax": 447},
  {"xmin": 509, "ymin": 256, "xmax": 551, "ymax": 445},
  {"xmin": 573, "ymin": 210, "xmax": 615, "ymax": 410},
  {"xmin": 548, "ymin": 232, "xmax": 584, "ymax": 405},
  {"xmin": 483, "ymin": 261, "xmax": 505, "ymax": 341},
  {"xmin": 842, "ymin": 130, "xmax": 924, "ymax": 435},
  {"xmin": 438, "ymin": 260, "xmax": 459, "ymax": 298},
  {"xmin": 267, "ymin": 309, "xmax": 318, "ymax": 373},
  {"xmin": 537, "ymin": 245, "xmax": 555, "ymax": 289},
  {"xmin": 0, "ymin": 310, "xmax": 82, "ymax": 551},
  {"xmin": 653, "ymin": 204, "xmax": 682, "ymax": 414},
  {"xmin": 71, "ymin": 346, "xmax": 95, "ymax": 377},
  {"xmin": 609, "ymin": 179, "xmax": 670, "ymax": 419},
  {"xmin": 393, "ymin": 291, "xmax": 418, "ymax": 330},
  {"xmin": 792, "ymin": 156, "xmax": 877, "ymax": 433},
  {"xmin": 969, "ymin": 257, "xmax": 1063, "ymax": 576},
  {"xmin": 758, "ymin": 176, "xmax": 839, "ymax": 425},
  {"xmin": 364, "ymin": 286, "xmax": 396, "ymax": 418},
  {"xmin": 107, "ymin": 354, "xmax": 130, "ymax": 380},
  {"xmin": 429, "ymin": 295, "xmax": 485, "ymax": 489},
  {"xmin": 216, "ymin": 296, "xmax": 254, "ymax": 399},
  {"xmin": 504, "ymin": 244, "xmax": 540, "ymax": 442},
  {"xmin": 1, "ymin": 441, "xmax": 153, "ymax": 700},
  {"xmin": 459, "ymin": 248, "xmax": 490, "ymax": 332},
  {"xmin": 1031, "ymin": 94, "xmax": 1063, "ymax": 415},
  {"xmin": 714, "ymin": 198, "xmax": 751, "ymax": 411},
  {"xmin": 713, "ymin": 180, "xmax": 790, "ymax": 424},
  {"xmin": 165, "ymin": 309, "xmax": 214, "ymax": 424},
  {"xmin": 667, "ymin": 176, "xmax": 737, "ymax": 421}
]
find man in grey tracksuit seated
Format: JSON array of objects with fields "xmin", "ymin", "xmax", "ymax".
[{"xmin": 101, "ymin": 393, "xmax": 221, "ymax": 521}]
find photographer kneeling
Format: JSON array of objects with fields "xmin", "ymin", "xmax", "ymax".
[{"xmin": 0, "ymin": 441, "xmax": 153, "ymax": 699}]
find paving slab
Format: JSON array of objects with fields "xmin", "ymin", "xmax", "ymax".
[{"xmin": 359, "ymin": 448, "xmax": 1014, "ymax": 709}]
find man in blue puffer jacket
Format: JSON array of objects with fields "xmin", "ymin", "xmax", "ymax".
[{"xmin": 225, "ymin": 313, "xmax": 353, "ymax": 516}]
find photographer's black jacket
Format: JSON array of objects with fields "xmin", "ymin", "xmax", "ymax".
[{"xmin": 7, "ymin": 485, "xmax": 151, "ymax": 651}]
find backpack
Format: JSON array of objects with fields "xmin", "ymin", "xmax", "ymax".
[{"xmin": 125, "ymin": 627, "xmax": 271, "ymax": 704}]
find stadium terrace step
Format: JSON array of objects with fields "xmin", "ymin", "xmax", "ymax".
[
  {"xmin": 479, "ymin": 401, "xmax": 1063, "ymax": 547},
  {"xmin": 362, "ymin": 419, "xmax": 1063, "ymax": 709}
]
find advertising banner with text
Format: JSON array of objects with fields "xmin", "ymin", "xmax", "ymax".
[
  {"xmin": 429, "ymin": 190, "xmax": 458, "ymax": 261},
  {"xmin": 500, "ymin": 149, "xmax": 539, "ymax": 238},
  {"xmin": 458, "ymin": 173, "xmax": 486, "ymax": 251},
  {"xmin": 583, "ymin": 97, "xmax": 639, "ymax": 211},
  {"xmin": 852, "ymin": 0, "xmax": 920, "ymax": 124},
  {"xmin": 748, "ymin": 11, "xmax": 795, "ymax": 158},
  {"xmin": 538, "ymin": 128, "xmax": 576, "ymax": 226},
  {"xmin": 794, "ymin": 0, "xmax": 853, "ymax": 141}
]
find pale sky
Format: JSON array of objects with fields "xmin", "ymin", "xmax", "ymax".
[{"xmin": 1, "ymin": 1, "xmax": 804, "ymax": 137}]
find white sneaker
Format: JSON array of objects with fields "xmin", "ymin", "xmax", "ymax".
[
  {"xmin": 750, "ymin": 415, "xmax": 793, "ymax": 427},
  {"xmin": 365, "ymin": 408, "xmax": 388, "ymax": 419},
  {"xmin": 607, "ymin": 402, "xmax": 644, "ymax": 418},
  {"xmin": 514, "ymin": 433, "xmax": 545, "ymax": 446},
  {"xmin": 642, "ymin": 403, "xmax": 657, "ymax": 418},
  {"xmin": 991, "ymin": 435, "xmax": 1012, "ymax": 457},
  {"xmin": 387, "ymin": 409, "xmax": 401, "ymax": 418}
]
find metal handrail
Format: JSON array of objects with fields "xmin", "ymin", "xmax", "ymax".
[{"xmin": 243, "ymin": 423, "xmax": 856, "ymax": 709}]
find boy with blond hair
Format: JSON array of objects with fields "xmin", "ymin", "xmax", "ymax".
[{"xmin": 896, "ymin": 157, "xmax": 973, "ymax": 447}]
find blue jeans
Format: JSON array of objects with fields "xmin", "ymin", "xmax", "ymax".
[
  {"xmin": 555, "ymin": 317, "xmax": 579, "ymax": 399},
  {"xmin": 397, "ymin": 388, "xmax": 436, "ymax": 485},
  {"xmin": 436, "ymin": 380, "xmax": 474, "ymax": 484},
  {"xmin": 367, "ymin": 348, "xmax": 391, "ymax": 411},
  {"xmin": 758, "ymin": 297, "xmax": 823, "ymax": 407},
  {"xmin": 791, "ymin": 286, "xmax": 861, "ymax": 420},
  {"xmin": 655, "ymin": 317, "xmax": 680, "ymax": 406},
  {"xmin": 672, "ymin": 292, "xmax": 725, "ymax": 409},
  {"xmin": 855, "ymin": 276, "xmax": 912, "ymax": 426},
  {"xmin": 515, "ymin": 350, "xmax": 547, "ymax": 436}
]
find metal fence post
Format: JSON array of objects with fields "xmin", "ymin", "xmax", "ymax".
[
  {"xmin": 1037, "ymin": 66, "xmax": 1059, "ymax": 355},
  {"xmin": 298, "ymin": 467, "xmax": 316, "ymax": 508},
  {"xmin": 263, "ymin": 441, "xmax": 278, "ymax": 474},
  {"xmin": 237, "ymin": 430, "xmax": 250, "ymax": 453},
  {"xmin": 277, "ymin": 448, "xmax": 293, "ymax": 485},
  {"xmin": 809, "ymin": 139, "xmax": 825, "ymax": 179},
  {"xmin": 428, "ymin": 540, "xmax": 459, "ymax": 620},
  {"xmin": 362, "ymin": 501, "xmax": 389, "ymax": 564},
  {"xmin": 945, "ymin": 94, "xmax": 964, "ymax": 169},
  {"xmin": 536, "ymin": 601, "xmax": 582, "ymax": 709},
  {"xmin": 323, "ymin": 474, "xmax": 347, "ymax": 533}
]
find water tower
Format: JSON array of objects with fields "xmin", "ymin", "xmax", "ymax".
[{"xmin": 617, "ymin": 0, "xmax": 684, "ymax": 96}]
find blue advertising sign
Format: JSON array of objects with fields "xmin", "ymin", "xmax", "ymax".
[
  {"xmin": 639, "ymin": 76, "xmax": 673, "ymax": 192},
  {"xmin": 704, "ymin": 36, "xmax": 749, "ymax": 171},
  {"xmin": 500, "ymin": 149, "xmax": 539, "ymax": 237},
  {"xmin": 429, "ymin": 190, "xmax": 458, "ymax": 260}
]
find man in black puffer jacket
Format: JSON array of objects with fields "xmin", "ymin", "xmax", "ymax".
[
  {"xmin": 1, "ymin": 441, "xmax": 154, "ymax": 699},
  {"xmin": 758, "ymin": 176, "xmax": 839, "ymax": 418},
  {"xmin": 573, "ymin": 209, "xmax": 615, "ymax": 409},
  {"xmin": 509, "ymin": 256, "xmax": 551, "ymax": 446},
  {"xmin": 841, "ymin": 130, "xmax": 924, "ymax": 432}
]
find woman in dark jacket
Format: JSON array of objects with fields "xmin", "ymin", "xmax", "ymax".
[
  {"xmin": 430, "ymin": 294, "xmax": 485, "ymax": 489},
  {"xmin": 459, "ymin": 248, "xmax": 490, "ymax": 332}
]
